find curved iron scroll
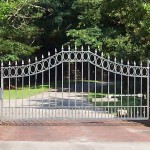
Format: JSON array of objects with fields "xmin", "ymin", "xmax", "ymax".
[{"xmin": 1, "ymin": 51, "xmax": 148, "ymax": 78}]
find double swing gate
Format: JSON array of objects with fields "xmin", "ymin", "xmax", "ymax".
[{"xmin": 0, "ymin": 46, "xmax": 149, "ymax": 121}]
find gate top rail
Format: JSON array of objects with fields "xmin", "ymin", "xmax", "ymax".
[{"xmin": 1, "ymin": 47, "xmax": 149, "ymax": 78}]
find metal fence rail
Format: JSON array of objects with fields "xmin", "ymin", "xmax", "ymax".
[{"xmin": 0, "ymin": 46, "xmax": 149, "ymax": 121}]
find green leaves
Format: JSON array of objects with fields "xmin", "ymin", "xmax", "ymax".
[
  {"xmin": 0, "ymin": 0, "xmax": 51, "ymax": 61},
  {"xmin": 0, "ymin": 38, "xmax": 39, "ymax": 61},
  {"xmin": 67, "ymin": 27, "xmax": 102, "ymax": 47},
  {"xmin": 66, "ymin": 0, "xmax": 150, "ymax": 61},
  {"xmin": 72, "ymin": 0, "xmax": 102, "ymax": 28},
  {"xmin": 0, "ymin": 0, "xmax": 149, "ymax": 62}
]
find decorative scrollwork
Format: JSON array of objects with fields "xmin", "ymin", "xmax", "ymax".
[{"xmin": 1, "ymin": 51, "xmax": 148, "ymax": 78}]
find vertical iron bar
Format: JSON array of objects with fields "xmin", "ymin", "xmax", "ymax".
[
  {"xmin": 22, "ymin": 60, "xmax": 24, "ymax": 119},
  {"xmin": 48, "ymin": 52, "xmax": 51, "ymax": 118},
  {"xmin": 28, "ymin": 59, "xmax": 31, "ymax": 119},
  {"xmin": 35, "ymin": 57, "xmax": 37, "ymax": 119},
  {"xmin": 15, "ymin": 61, "xmax": 18, "ymax": 119},
  {"xmin": 62, "ymin": 46, "xmax": 64, "ymax": 117},
  {"xmin": 82, "ymin": 46, "xmax": 84, "ymax": 118},
  {"xmin": 75, "ymin": 46, "xmax": 77, "ymax": 118},
  {"xmin": 120, "ymin": 59, "xmax": 123, "ymax": 119},
  {"xmin": 55, "ymin": 49, "xmax": 57, "ymax": 118},
  {"xmin": 88, "ymin": 46, "xmax": 90, "ymax": 95},
  {"xmin": 42, "ymin": 55, "xmax": 44, "ymax": 119},
  {"xmin": 114, "ymin": 57, "xmax": 117, "ymax": 115},
  {"xmin": 88, "ymin": 62, "xmax": 90, "ymax": 119},
  {"xmin": 95, "ymin": 50, "xmax": 97, "ymax": 118},
  {"xmin": 68, "ymin": 46, "xmax": 71, "ymax": 117},
  {"xmin": 133, "ymin": 61, "xmax": 136, "ymax": 119},
  {"xmin": 108, "ymin": 55, "xmax": 110, "ymax": 116},
  {"xmin": 127, "ymin": 60, "xmax": 130, "ymax": 119},
  {"xmin": 101, "ymin": 53, "xmax": 104, "ymax": 107},
  {"xmin": 140, "ymin": 62, "xmax": 143, "ymax": 118},
  {"xmin": 88, "ymin": 46, "xmax": 90, "ymax": 119},
  {"xmin": 147, "ymin": 60, "xmax": 150, "ymax": 119},
  {"xmin": 8, "ymin": 61, "xmax": 11, "ymax": 119}
]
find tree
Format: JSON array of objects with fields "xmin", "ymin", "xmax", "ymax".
[
  {"xmin": 1, "ymin": 0, "xmax": 149, "ymax": 62},
  {"xmin": 66, "ymin": 0, "xmax": 150, "ymax": 62},
  {"xmin": 0, "ymin": 0, "xmax": 75, "ymax": 61},
  {"xmin": 0, "ymin": 0, "xmax": 45, "ymax": 61}
]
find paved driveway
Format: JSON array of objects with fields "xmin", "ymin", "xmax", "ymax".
[
  {"xmin": 0, "ymin": 120, "xmax": 150, "ymax": 149},
  {"xmin": 0, "ymin": 120, "xmax": 150, "ymax": 142},
  {"xmin": 2, "ymin": 91, "xmax": 114, "ymax": 119}
]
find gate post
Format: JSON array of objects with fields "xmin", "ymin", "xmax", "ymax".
[
  {"xmin": 0, "ymin": 61, "xmax": 3, "ymax": 123},
  {"xmin": 148, "ymin": 60, "xmax": 150, "ymax": 119},
  {"xmin": 0, "ymin": 88, "xmax": 2, "ymax": 124}
]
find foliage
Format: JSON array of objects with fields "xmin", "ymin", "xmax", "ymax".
[
  {"xmin": 0, "ymin": 0, "xmax": 43, "ymax": 61},
  {"xmin": 0, "ymin": 0, "xmax": 74, "ymax": 61},
  {"xmin": 67, "ymin": 0, "xmax": 150, "ymax": 61},
  {"xmin": 0, "ymin": 0, "xmax": 150, "ymax": 62}
]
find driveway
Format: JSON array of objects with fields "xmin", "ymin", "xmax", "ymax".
[
  {"xmin": 0, "ymin": 120, "xmax": 150, "ymax": 150},
  {"xmin": 2, "ymin": 90, "xmax": 114, "ymax": 120}
]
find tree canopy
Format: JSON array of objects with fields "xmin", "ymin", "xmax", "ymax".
[
  {"xmin": 67, "ymin": 0, "xmax": 150, "ymax": 61},
  {"xmin": 0, "ymin": 0, "xmax": 149, "ymax": 62}
]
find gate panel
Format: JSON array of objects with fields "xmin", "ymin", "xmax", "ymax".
[{"xmin": 0, "ymin": 46, "xmax": 149, "ymax": 121}]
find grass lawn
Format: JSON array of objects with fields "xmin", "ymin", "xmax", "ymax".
[
  {"xmin": 88, "ymin": 92, "xmax": 106, "ymax": 99},
  {"xmin": 3, "ymin": 80, "xmax": 96, "ymax": 100},
  {"xmin": 88, "ymin": 92, "xmax": 148, "ymax": 116},
  {"xmin": 3, "ymin": 85, "xmax": 49, "ymax": 100},
  {"xmin": 88, "ymin": 92, "xmax": 147, "ymax": 106},
  {"xmin": 51, "ymin": 80, "xmax": 103, "ymax": 86}
]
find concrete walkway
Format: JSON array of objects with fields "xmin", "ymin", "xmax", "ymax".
[{"xmin": 0, "ymin": 142, "xmax": 150, "ymax": 150}]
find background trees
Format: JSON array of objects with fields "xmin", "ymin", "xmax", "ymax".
[
  {"xmin": 0, "ymin": 0, "xmax": 74, "ymax": 61},
  {"xmin": 0, "ymin": 0, "xmax": 149, "ymax": 62},
  {"xmin": 67, "ymin": 0, "xmax": 150, "ymax": 62},
  {"xmin": 0, "ymin": 0, "xmax": 41, "ymax": 61}
]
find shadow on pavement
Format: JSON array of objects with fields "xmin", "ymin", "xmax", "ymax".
[
  {"xmin": 129, "ymin": 120, "xmax": 150, "ymax": 127},
  {"xmin": 0, "ymin": 119, "xmax": 145, "ymax": 126}
]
